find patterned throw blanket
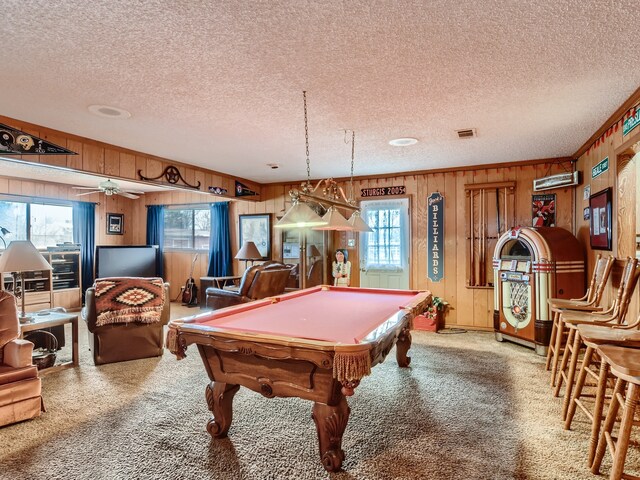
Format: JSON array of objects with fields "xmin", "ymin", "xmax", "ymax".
[{"xmin": 94, "ymin": 277, "xmax": 165, "ymax": 327}]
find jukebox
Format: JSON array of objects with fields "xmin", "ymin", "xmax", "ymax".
[{"xmin": 493, "ymin": 226, "xmax": 585, "ymax": 355}]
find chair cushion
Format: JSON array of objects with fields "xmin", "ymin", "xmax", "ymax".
[
  {"xmin": 0, "ymin": 365, "xmax": 38, "ymax": 387},
  {"xmin": 0, "ymin": 375, "xmax": 41, "ymax": 408}
]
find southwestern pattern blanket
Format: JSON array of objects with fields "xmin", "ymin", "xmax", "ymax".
[{"xmin": 94, "ymin": 277, "xmax": 165, "ymax": 327}]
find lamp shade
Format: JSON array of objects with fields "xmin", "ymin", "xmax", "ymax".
[
  {"xmin": 347, "ymin": 211, "xmax": 374, "ymax": 233},
  {"xmin": 274, "ymin": 201, "xmax": 327, "ymax": 229},
  {"xmin": 235, "ymin": 241, "xmax": 262, "ymax": 260},
  {"xmin": 0, "ymin": 240, "xmax": 52, "ymax": 272},
  {"xmin": 313, "ymin": 206, "xmax": 354, "ymax": 231},
  {"xmin": 306, "ymin": 244, "xmax": 321, "ymax": 257}
]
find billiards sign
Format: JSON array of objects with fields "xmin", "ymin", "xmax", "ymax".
[
  {"xmin": 360, "ymin": 185, "xmax": 406, "ymax": 197},
  {"xmin": 427, "ymin": 192, "xmax": 444, "ymax": 282}
]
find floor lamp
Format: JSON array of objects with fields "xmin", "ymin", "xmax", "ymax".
[{"xmin": 0, "ymin": 240, "xmax": 52, "ymax": 323}]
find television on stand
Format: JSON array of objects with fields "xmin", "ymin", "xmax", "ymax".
[{"xmin": 94, "ymin": 245, "xmax": 161, "ymax": 279}]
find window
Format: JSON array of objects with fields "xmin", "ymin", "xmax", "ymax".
[
  {"xmin": 361, "ymin": 199, "xmax": 408, "ymax": 270},
  {"xmin": 164, "ymin": 207, "xmax": 210, "ymax": 250},
  {"xmin": 0, "ymin": 200, "xmax": 73, "ymax": 249}
]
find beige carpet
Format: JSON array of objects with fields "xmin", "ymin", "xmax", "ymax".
[{"xmin": 1, "ymin": 303, "xmax": 637, "ymax": 479}]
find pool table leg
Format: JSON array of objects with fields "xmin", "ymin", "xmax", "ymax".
[
  {"xmin": 205, "ymin": 381, "xmax": 240, "ymax": 438},
  {"xmin": 312, "ymin": 396, "xmax": 350, "ymax": 472},
  {"xmin": 396, "ymin": 326, "xmax": 412, "ymax": 367}
]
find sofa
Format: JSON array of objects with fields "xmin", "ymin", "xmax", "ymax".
[
  {"xmin": 205, "ymin": 262, "xmax": 292, "ymax": 310},
  {"xmin": 82, "ymin": 278, "xmax": 170, "ymax": 365},
  {"xmin": 0, "ymin": 290, "xmax": 43, "ymax": 427}
]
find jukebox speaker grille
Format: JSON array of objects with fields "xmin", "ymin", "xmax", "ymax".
[{"xmin": 509, "ymin": 281, "xmax": 529, "ymax": 328}]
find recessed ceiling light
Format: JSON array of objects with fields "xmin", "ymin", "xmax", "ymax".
[
  {"xmin": 389, "ymin": 137, "xmax": 418, "ymax": 147},
  {"xmin": 88, "ymin": 104, "xmax": 131, "ymax": 119}
]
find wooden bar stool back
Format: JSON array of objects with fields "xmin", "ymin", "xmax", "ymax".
[
  {"xmin": 553, "ymin": 258, "xmax": 640, "ymax": 411},
  {"xmin": 546, "ymin": 254, "xmax": 615, "ymax": 386},
  {"xmin": 591, "ymin": 345, "xmax": 640, "ymax": 480}
]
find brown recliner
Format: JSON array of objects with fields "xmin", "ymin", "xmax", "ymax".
[
  {"xmin": 0, "ymin": 291, "xmax": 44, "ymax": 427},
  {"xmin": 82, "ymin": 282, "xmax": 170, "ymax": 365},
  {"xmin": 206, "ymin": 263, "xmax": 292, "ymax": 310}
]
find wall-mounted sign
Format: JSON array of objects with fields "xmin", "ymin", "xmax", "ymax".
[
  {"xmin": 360, "ymin": 185, "xmax": 406, "ymax": 197},
  {"xmin": 623, "ymin": 109, "xmax": 640, "ymax": 136},
  {"xmin": 235, "ymin": 180, "xmax": 258, "ymax": 197},
  {"xmin": 0, "ymin": 123, "xmax": 77, "ymax": 155},
  {"xmin": 427, "ymin": 192, "xmax": 444, "ymax": 282},
  {"xmin": 591, "ymin": 157, "xmax": 609, "ymax": 179},
  {"xmin": 532, "ymin": 194, "xmax": 556, "ymax": 227}
]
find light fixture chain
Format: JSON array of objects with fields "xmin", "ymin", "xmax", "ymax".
[
  {"xmin": 303, "ymin": 91, "xmax": 311, "ymax": 186},
  {"xmin": 349, "ymin": 131, "xmax": 355, "ymax": 202}
]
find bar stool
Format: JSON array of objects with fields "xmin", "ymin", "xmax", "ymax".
[
  {"xmin": 564, "ymin": 323, "xmax": 640, "ymax": 466},
  {"xmin": 553, "ymin": 257, "xmax": 638, "ymax": 405},
  {"xmin": 546, "ymin": 254, "xmax": 614, "ymax": 386},
  {"xmin": 591, "ymin": 345, "xmax": 640, "ymax": 480}
]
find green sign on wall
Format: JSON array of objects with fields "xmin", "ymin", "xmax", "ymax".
[
  {"xmin": 592, "ymin": 157, "xmax": 609, "ymax": 179},
  {"xmin": 623, "ymin": 109, "xmax": 640, "ymax": 136}
]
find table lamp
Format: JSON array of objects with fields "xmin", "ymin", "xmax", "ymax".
[
  {"xmin": 306, "ymin": 244, "xmax": 321, "ymax": 261},
  {"xmin": 0, "ymin": 240, "xmax": 52, "ymax": 323},
  {"xmin": 235, "ymin": 241, "xmax": 262, "ymax": 269}
]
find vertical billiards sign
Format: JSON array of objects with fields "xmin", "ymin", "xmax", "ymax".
[{"xmin": 427, "ymin": 192, "xmax": 444, "ymax": 282}]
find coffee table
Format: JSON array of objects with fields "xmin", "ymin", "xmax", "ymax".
[{"xmin": 20, "ymin": 311, "xmax": 79, "ymax": 375}]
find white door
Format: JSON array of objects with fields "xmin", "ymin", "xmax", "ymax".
[{"xmin": 359, "ymin": 198, "xmax": 410, "ymax": 289}]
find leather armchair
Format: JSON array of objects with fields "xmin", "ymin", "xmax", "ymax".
[
  {"xmin": 0, "ymin": 290, "xmax": 44, "ymax": 427},
  {"xmin": 206, "ymin": 263, "xmax": 292, "ymax": 310},
  {"xmin": 82, "ymin": 282, "xmax": 170, "ymax": 365}
]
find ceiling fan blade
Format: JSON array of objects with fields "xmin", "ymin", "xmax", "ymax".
[
  {"xmin": 72, "ymin": 186, "xmax": 100, "ymax": 190},
  {"xmin": 75, "ymin": 190, "xmax": 101, "ymax": 196},
  {"xmin": 124, "ymin": 190, "xmax": 145, "ymax": 195},
  {"xmin": 117, "ymin": 191, "xmax": 140, "ymax": 199}
]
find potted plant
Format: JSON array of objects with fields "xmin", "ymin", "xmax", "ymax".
[{"xmin": 414, "ymin": 296, "xmax": 449, "ymax": 332}]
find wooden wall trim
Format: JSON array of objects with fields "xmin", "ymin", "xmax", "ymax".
[
  {"xmin": 262, "ymin": 157, "xmax": 574, "ymax": 187},
  {"xmin": 573, "ymin": 86, "xmax": 640, "ymax": 160}
]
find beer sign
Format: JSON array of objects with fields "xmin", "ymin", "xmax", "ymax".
[{"xmin": 427, "ymin": 192, "xmax": 444, "ymax": 282}]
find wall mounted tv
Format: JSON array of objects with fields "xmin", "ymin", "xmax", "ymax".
[{"xmin": 94, "ymin": 245, "xmax": 160, "ymax": 279}]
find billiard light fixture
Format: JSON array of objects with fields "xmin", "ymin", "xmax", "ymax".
[{"xmin": 275, "ymin": 92, "xmax": 371, "ymax": 232}]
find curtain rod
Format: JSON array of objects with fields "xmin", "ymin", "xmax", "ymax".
[{"xmin": 145, "ymin": 201, "xmax": 228, "ymax": 208}]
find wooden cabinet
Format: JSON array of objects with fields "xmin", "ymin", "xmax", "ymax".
[
  {"xmin": 48, "ymin": 251, "xmax": 82, "ymax": 310},
  {"xmin": 1, "ymin": 250, "xmax": 82, "ymax": 311}
]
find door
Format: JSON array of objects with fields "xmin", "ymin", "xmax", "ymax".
[{"xmin": 359, "ymin": 198, "xmax": 410, "ymax": 289}]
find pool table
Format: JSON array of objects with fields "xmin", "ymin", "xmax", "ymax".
[{"xmin": 167, "ymin": 285, "xmax": 431, "ymax": 472}]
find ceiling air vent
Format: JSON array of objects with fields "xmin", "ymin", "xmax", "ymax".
[{"xmin": 456, "ymin": 128, "xmax": 476, "ymax": 139}]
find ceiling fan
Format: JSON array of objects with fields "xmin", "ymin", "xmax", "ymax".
[{"xmin": 72, "ymin": 179, "xmax": 145, "ymax": 199}]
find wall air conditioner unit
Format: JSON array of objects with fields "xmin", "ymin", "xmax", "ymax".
[{"xmin": 533, "ymin": 171, "xmax": 580, "ymax": 192}]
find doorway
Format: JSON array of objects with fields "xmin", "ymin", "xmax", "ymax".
[{"xmin": 358, "ymin": 198, "xmax": 410, "ymax": 289}]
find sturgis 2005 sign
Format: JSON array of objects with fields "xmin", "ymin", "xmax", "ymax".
[{"xmin": 427, "ymin": 192, "xmax": 444, "ymax": 282}]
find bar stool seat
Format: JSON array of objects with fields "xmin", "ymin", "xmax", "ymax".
[
  {"xmin": 591, "ymin": 345, "xmax": 640, "ymax": 480},
  {"xmin": 565, "ymin": 325, "xmax": 640, "ymax": 466}
]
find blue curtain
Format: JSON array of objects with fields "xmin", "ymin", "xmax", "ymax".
[
  {"xmin": 146, "ymin": 205, "xmax": 165, "ymax": 279},
  {"xmin": 207, "ymin": 202, "xmax": 232, "ymax": 277},
  {"xmin": 72, "ymin": 202, "xmax": 95, "ymax": 297}
]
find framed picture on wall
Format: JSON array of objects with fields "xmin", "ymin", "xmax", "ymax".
[
  {"xmin": 107, "ymin": 213, "xmax": 124, "ymax": 235},
  {"xmin": 239, "ymin": 214, "xmax": 271, "ymax": 259},
  {"xmin": 589, "ymin": 188, "xmax": 612, "ymax": 250}
]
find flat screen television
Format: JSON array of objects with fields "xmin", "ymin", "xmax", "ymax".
[{"xmin": 94, "ymin": 245, "xmax": 160, "ymax": 279}]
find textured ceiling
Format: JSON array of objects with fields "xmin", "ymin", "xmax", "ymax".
[{"xmin": 1, "ymin": 1, "xmax": 639, "ymax": 184}]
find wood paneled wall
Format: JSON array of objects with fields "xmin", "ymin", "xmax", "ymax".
[
  {"xmin": 0, "ymin": 115, "xmax": 262, "ymax": 202},
  {"xmin": 574, "ymin": 108, "xmax": 640, "ymax": 320}
]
